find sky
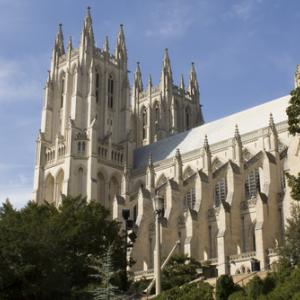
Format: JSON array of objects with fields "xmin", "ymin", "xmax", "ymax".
[{"xmin": 0, "ymin": 0, "xmax": 299, "ymax": 209}]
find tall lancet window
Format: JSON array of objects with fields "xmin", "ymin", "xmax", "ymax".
[
  {"xmin": 142, "ymin": 107, "xmax": 147, "ymax": 140},
  {"xmin": 108, "ymin": 74, "xmax": 114, "ymax": 109},
  {"xmin": 245, "ymin": 168, "xmax": 260, "ymax": 199},
  {"xmin": 95, "ymin": 71, "xmax": 100, "ymax": 103},
  {"xmin": 154, "ymin": 103, "xmax": 159, "ymax": 134},
  {"xmin": 185, "ymin": 106, "xmax": 191, "ymax": 130},
  {"xmin": 60, "ymin": 74, "xmax": 65, "ymax": 108},
  {"xmin": 214, "ymin": 177, "xmax": 227, "ymax": 207}
]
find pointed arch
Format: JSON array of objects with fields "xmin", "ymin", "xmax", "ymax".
[
  {"xmin": 183, "ymin": 166, "xmax": 195, "ymax": 181},
  {"xmin": 108, "ymin": 73, "xmax": 114, "ymax": 109},
  {"xmin": 185, "ymin": 106, "xmax": 191, "ymax": 130},
  {"xmin": 155, "ymin": 173, "xmax": 167, "ymax": 189},
  {"xmin": 55, "ymin": 169, "xmax": 64, "ymax": 206},
  {"xmin": 109, "ymin": 176, "xmax": 120, "ymax": 212},
  {"xmin": 45, "ymin": 173, "xmax": 54, "ymax": 204},
  {"xmin": 97, "ymin": 172, "xmax": 106, "ymax": 207}
]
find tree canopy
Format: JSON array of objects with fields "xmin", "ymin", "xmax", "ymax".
[{"xmin": 0, "ymin": 196, "xmax": 126, "ymax": 300}]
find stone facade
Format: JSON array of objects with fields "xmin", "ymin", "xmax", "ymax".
[{"xmin": 33, "ymin": 9, "xmax": 300, "ymax": 277}]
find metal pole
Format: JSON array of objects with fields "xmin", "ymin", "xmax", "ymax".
[{"xmin": 155, "ymin": 212, "xmax": 161, "ymax": 295}]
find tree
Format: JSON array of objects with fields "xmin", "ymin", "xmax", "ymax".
[
  {"xmin": 246, "ymin": 275, "xmax": 263, "ymax": 300},
  {"xmin": 215, "ymin": 274, "xmax": 236, "ymax": 300},
  {"xmin": 286, "ymin": 87, "xmax": 300, "ymax": 136},
  {"xmin": 154, "ymin": 282, "xmax": 213, "ymax": 300},
  {"xmin": 0, "ymin": 196, "xmax": 126, "ymax": 300},
  {"xmin": 161, "ymin": 254, "xmax": 202, "ymax": 291},
  {"xmin": 280, "ymin": 205, "xmax": 300, "ymax": 266},
  {"xmin": 90, "ymin": 245, "xmax": 121, "ymax": 300}
]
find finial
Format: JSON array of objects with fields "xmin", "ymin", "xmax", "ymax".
[
  {"xmin": 175, "ymin": 148, "xmax": 181, "ymax": 158},
  {"xmin": 148, "ymin": 153, "xmax": 153, "ymax": 167},
  {"xmin": 203, "ymin": 134, "xmax": 209, "ymax": 150},
  {"xmin": 67, "ymin": 36, "xmax": 72, "ymax": 49},
  {"xmin": 148, "ymin": 74, "xmax": 153, "ymax": 88},
  {"xmin": 180, "ymin": 74, "xmax": 185, "ymax": 90},
  {"xmin": 234, "ymin": 124, "xmax": 240, "ymax": 137},
  {"xmin": 269, "ymin": 113, "xmax": 274, "ymax": 126}
]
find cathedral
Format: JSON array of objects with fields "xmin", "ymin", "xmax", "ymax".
[{"xmin": 33, "ymin": 8, "xmax": 300, "ymax": 277}]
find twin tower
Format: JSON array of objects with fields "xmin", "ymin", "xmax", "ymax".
[{"xmin": 33, "ymin": 8, "xmax": 204, "ymax": 205}]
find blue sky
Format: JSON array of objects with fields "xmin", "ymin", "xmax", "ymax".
[{"xmin": 0, "ymin": 0, "xmax": 299, "ymax": 208}]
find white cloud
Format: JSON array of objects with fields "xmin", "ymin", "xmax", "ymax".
[
  {"xmin": 145, "ymin": 0, "xmax": 194, "ymax": 38},
  {"xmin": 224, "ymin": 0, "xmax": 263, "ymax": 21},
  {"xmin": 0, "ymin": 55, "xmax": 46, "ymax": 103},
  {"xmin": 0, "ymin": 185, "xmax": 32, "ymax": 209}
]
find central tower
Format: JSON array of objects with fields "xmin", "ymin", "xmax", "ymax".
[{"xmin": 33, "ymin": 8, "xmax": 204, "ymax": 213}]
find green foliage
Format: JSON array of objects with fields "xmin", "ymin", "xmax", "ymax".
[
  {"xmin": 280, "ymin": 205, "xmax": 300, "ymax": 266},
  {"xmin": 216, "ymin": 274, "xmax": 236, "ymax": 300},
  {"xmin": 161, "ymin": 254, "xmax": 202, "ymax": 291},
  {"xmin": 286, "ymin": 87, "xmax": 300, "ymax": 136},
  {"xmin": 266, "ymin": 267, "xmax": 300, "ymax": 300},
  {"xmin": 246, "ymin": 275, "xmax": 263, "ymax": 300},
  {"xmin": 286, "ymin": 173, "xmax": 300, "ymax": 201},
  {"xmin": 227, "ymin": 290, "xmax": 247, "ymax": 300},
  {"xmin": 89, "ymin": 245, "xmax": 121, "ymax": 300},
  {"xmin": 154, "ymin": 282, "xmax": 213, "ymax": 300},
  {"xmin": 0, "ymin": 196, "xmax": 126, "ymax": 300}
]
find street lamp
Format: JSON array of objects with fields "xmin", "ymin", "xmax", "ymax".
[{"xmin": 153, "ymin": 195, "xmax": 164, "ymax": 296}]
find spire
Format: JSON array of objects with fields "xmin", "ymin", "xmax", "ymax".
[
  {"xmin": 233, "ymin": 125, "xmax": 243, "ymax": 166},
  {"xmin": 180, "ymin": 74, "xmax": 185, "ymax": 90},
  {"xmin": 268, "ymin": 113, "xmax": 278, "ymax": 153},
  {"xmin": 174, "ymin": 148, "xmax": 183, "ymax": 184},
  {"xmin": 160, "ymin": 48, "xmax": 173, "ymax": 89},
  {"xmin": 148, "ymin": 153, "xmax": 153, "ymax": 168},
  {"xmin": 67, "ymin": 36, "xmax": 72, "ymax": 59},
  {"xmin": 203, "ymin": 134, "xmax": 210, "ymax": 152},
  {"xmin": 115, "ymin": 24, "xmax": 127, "ymax": 67},
  {"xmin": 295, "ymin": 65, "xmax": 300, "ymax": 88},
  {"xmin": 134, "ymin": 62, "xmax": 143, "ymax": 92},
  {"xmin": 147, "ymin": 74, "xmax": 153, "ymax": 90},
  {"xmin": 188, "ymin": 62, "xmax": 199, "ymax": 96},
  {"xmin": 202, "ymin": 135, "xmax": 211, "ymax": 173},
  {"xmin": 55, "ymin": 23, "xmax": 65, "ymax": 56},
  {"xmin": 103, "ymin": 36, "xmax": 109, "ymax": 53},
  {"xmin": 234, "ymin": 124, "xmax": 241, "ymax": 141},
  {"xmin": 80, "ymin": 7, "xmax": 95, "ymax": 57},
  {"xmin": 146, "ymin": 153, "xmax": 155, "ymax": 191},
  {"xmin": 269, "ymin": 113, "xmax": 276, "ymax": 132}
]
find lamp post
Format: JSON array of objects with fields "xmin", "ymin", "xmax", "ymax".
[{"xmin": 153, "ymin": 195, "xmax": 164, "ymax": 296}]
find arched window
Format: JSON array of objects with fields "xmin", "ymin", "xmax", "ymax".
[
  {"xmin": 82, "ymin": 142, "xmax": 86, "ymax": 153},
  {"xmin": 183, "ymin": 187, "xmax": 196, "ymax": 210},
  {"xmin": 245, "ymin": 168, "xmax": 260, "ymax": 199},
  {"xmin": 78, "ymin": 167, "xmax": 84, "ymax": 195},
  {"xmin": 95, "ymin": 71, "xmax": 100, "ymax": 103},
  {"xmin": 154, "ymin": 103, "xmax": 159, "ymax": 134},
  {"xmin": 214, "ymin": 177, "xmax": 227, "ymax": 207},
  {"xmin": 77, "ymin": 142, "xmax": 81, "ymax": 153},
  {"xmin": 60, "ymin": 74, "xmax": 65, "ymax": 108},
  {"xmin": 108, "ymin": 74, "xmax": 114, "ymax": 109},
  {"xmin": 142, "ymin": 107, "xmax": 147, "ymax": 140},
  {"xmin": 185, "ymin": 106, "xmax": 191, "ymax": 130}
]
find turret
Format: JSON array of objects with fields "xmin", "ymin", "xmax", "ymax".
[
  {"xmin": 295, "ymin": 64, "xmax": 300, "ymax": 88},
  {"xmin": 146, "ymin": 154, "xmax": 155, "ymax": 193},
  {"xmin": 160, "ymin": 48, "xmax": 173, "ymax": 92},
  {"xmin": 188, "ymin": 62, "xmax": 199, "ymax": 101},
  {"xmin": 232, "ymin": 124, "xmax": 243, "ymax": 167},
  {"xmin": 174, "ymin": 148, "xmax": 183, "ymax": 185},
  {"xmin": 268, "ymin": 113, "xmax": 279, "ymax": 153},
  {"xmin": 202, "ymin": 135, "xmax": 212, "ymax": 174},
  {"xmin": 115, "ymin": 24, "xmax": 127, "ymax": 68},
  {"xmin": 103, "ymin": 36, "xmax": 110, "ymax": 59},
  {"xmin": 180, "ymin": 74, "xmax": 185, "ymax": 91},
  {"xmin": 134, "ymin": 62, "xmax": 143, "ymax": 94},
  {"xmin": 79, "ymin": 7, "xmax": 95, "ymax": 62},
  {"xmin": 50, "ymin": 24, "xmax": 65, "ymax": 80}
]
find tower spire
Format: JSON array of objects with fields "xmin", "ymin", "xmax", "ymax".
[
  {"xmin": 103, "ymin": 36, "xmax": 109, "ymax": 53},
  {"xmin": 80, "ymin": 6, "xmax": 95, "ymax": 59},
  {"xmin": 188, "ymin": 62, "xmax": 199, "ymax": 96},
  {"xmin": 160, "ymin": 48, "xmax": 173, "ymax": 89},
  {"xmin": 148, "ymin": 74, "xmax": 153, "ymax": 90},
  {"xmin": 134, "ymin": 62, "xmax": 143, "ymax": 92},
  {"xmin": 115, "ymin": 24, "xmax": 127, "ymax": 68},
  {"xmin": 55, "ymin": 23, "xmax": 65, "ymax": 56},
  {"xmin": 180, "ymin": 74, "xmax": 185, "ymax": 90}
]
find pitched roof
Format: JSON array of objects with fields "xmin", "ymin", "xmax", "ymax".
[{"xmin": 133, "ymin": 95, "xmax": 290, "ymax": 169}]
